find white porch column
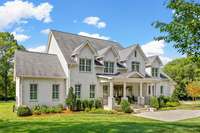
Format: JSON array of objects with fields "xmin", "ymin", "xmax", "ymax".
[
  {"xmin": 138, "ymin": 82, "xmax": 144, "ymax": 105},
  {"xmin": 140, "ymin": 82, "xmax": 143, "ymax": 97},
  {"xmin": 123, "ymin": 82, "xmax": 127, "ymax": 100},
  {"xmin": 108, "ymin": 81, "xmax": 114, "ymax": 110},
  {"xmin": 151, "ymin": 83, "xmax": 153, "ymax": 96}
]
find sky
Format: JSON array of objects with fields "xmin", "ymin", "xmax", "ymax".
[{"xmin": 0, "ymin": 0, "xmax": 184, "ymax": 64}]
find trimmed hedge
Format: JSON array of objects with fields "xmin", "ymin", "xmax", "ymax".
[{"xmin": 17, "ymin": 105, "xmax": 32, "ymax": 116}]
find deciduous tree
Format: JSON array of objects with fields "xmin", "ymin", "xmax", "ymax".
[{"xmin": 153, "ymin": 0, "xmax": 200, "ymax": 59}]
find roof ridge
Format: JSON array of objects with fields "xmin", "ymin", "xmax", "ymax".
[
  {"xmin": 50, "ymin": 29, "xmax": 121, "ymax": 45},
  {"xmin": 16, "ymin": 50, "xmax": 57, "ymax": 56}
]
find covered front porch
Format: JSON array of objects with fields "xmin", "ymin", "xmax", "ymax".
[{"xmin": 97, "ymin": 72, "xmax": 158, "ymax": 110}]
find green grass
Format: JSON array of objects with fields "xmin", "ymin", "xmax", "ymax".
[
  {"xmin": 0, "ymin": 102, "xmax": 200, "ymax": 133},
  {"xmin": 160, "ymin": 102, "xmax": 200, "ymax": 111}
]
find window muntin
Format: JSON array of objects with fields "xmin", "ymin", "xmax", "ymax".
[
  {"xmin": 104, "ymin": 61, "xmax": 114, "ymax": 73},
  {"xmin": 152, "ymin": 68, "xmax": 159, "ymax": 77},
  {"xmin": 52, "ymin": 84, "xmax": 59, "ymax": 100},
  {"xmin": 160, "ymin": 85, "xmax": 163, "ymax": 95},
  {"xmin": 131, "ymin": 61, "xmax": 140, "ymax": 72},
  {"xmin": 79, "ymin": 58, "xmax": 92, "ymax": 72},
  {"xmin": 90, "ymin": 85, "xmax": 95, "ymax": 98},
  {"xmin": 75, "ymin": 84, "xmax": 81, "ymax": 98},
  {"xmin": 30, "ymin": 84, "xmax": 37, "ymax": 100}
]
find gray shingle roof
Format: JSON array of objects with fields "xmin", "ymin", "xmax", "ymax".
[
  {"xmin": 15, "ymin": 51, "xmax": 65, "ymax": 78},
  {"xmin": 119, "ymin": 45, "xmax": 137, "ymax": 61},
  {"xmin": 51, "ymin": 30, "xmax": 122, "ymax": 64},
  {"xmin": 146, "ymin": 55, "xmax": 163, "ymax": 67}
]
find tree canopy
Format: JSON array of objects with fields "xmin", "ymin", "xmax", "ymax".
[
  {"xmin": 153, "ymin": 0, "xmax": 200, "ymax": 58},
  {"xmin": 0, "ymin": 32, "xmax": 25, "ymax": 100},
  {"xmin": 163, "ymin": 57, "xmax": 200, "ymax": 100}
]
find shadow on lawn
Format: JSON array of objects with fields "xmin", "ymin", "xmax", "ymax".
[{"xmin": 0, "ymin": 120, "xmax": 200, "ymax": 133}]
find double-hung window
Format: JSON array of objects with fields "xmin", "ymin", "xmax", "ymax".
[
  {"xmin": 152, "ymin": 68, "xmax": 159, "ymax": 77},
  {"xmin": 52, "ymin": 84, "xmax": 59, "ymax": 100},
  {"xmin": 30, "ymin": 84, "xmax": 37, "ymax": 100},
  {"xmin": 90, "ymin": 85, "xmax": 95, "ymax": 98},
  {"xmin": 75, "ymin": 84, "xmax": 81, "ymax": 98},
  {"xmin": 104, "ymin": 61, "xmax": 114, "ymax": 73},
  {"xmin": 131, "ymin": 61, "xmax": 140, "ymax": 72},
  {"xmin": 79, "ymin": 58, "xmax": 92, "ymax": 72}
]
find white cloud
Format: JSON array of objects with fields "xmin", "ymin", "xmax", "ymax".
[
  {"xmin": 12, "ymin": 32, "xmax": 30, "ymax": 42},
  {"xmin": 141, "ymin": 40, "xmax": 172, "ymax": 65},
  {"xmin": 0, "ymin": 0, "xmax": 53, "ymax": 30},
  {"xmin": 83, "ymin": 16, "xmax": 106, "ymax": 29},
  {"xmin": 97, "ymin": 22, "xmax": 106, "ymax": 29},
  {"xmin": 160, "ymin": 56, "xmax": 172, "ymax": 65},
  {"xmin": 28, "ymin": 45, "xmax": 46, "ymax": 52},
  {"xmin": 13, "ymin": 27, "xmax": 24, "ymax": 33},
  {"xmin": 78, "ymin": 32, "xmax": 110, "ymax": 40},
  {"xmin": 41, "ymin": 28, "xmax": 50, "ymax": 35}
]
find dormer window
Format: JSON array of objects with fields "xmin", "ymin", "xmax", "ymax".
[
  {"xmin": 134, "ymin": 51, "xmax": 137, "ymax": 57},
  {"xmin": 132, "ymin": 61, "xmax": 140, "ymax": 72},
  {"xmin": 79, "ymin": 58, "xmax": 92, "ymax": 72},
  {"xmin": 104, "ymin": 61, "xmax": 114, "ymax": 73},
  {"xmin": 152, "ymin": 68, "xmax": 159, "ymax": 77}
]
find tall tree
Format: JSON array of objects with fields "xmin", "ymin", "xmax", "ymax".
[
  {"xmin": 163, "ymin": 57, "xmax": 200, "ymax": 100},
  {"xmin": 153, "ymin": 0, "xmax": 200, "ymax": 58},
  {"xmin": 187, "ymin": 81, "xmax": 200, "ymax": 101},
  {"xmin": 0, "ymin": 32, "xmax": 25, "ymax": 100}
]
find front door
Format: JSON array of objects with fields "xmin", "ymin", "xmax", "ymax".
[{"xmin": 103, "ymin": 85, "xmax": 109, "ymax": 105}]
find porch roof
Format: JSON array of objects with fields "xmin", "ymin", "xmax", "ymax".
[{"xmin": 97, "ymin": 72, "xmax": 158, "ymax": 83}]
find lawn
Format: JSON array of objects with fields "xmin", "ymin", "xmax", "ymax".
[{"xmin": 0, "ymin": 102, "xmax": 200, "ymax": 133}]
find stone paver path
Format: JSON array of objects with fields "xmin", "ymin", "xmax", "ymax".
[{"xmin": 134, "ymin": 110, "xmax": 200, "ymax": 122}]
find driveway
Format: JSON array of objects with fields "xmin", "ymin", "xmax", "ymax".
[{"xmin": 134, "ymin": 110, "xmax": 200, "ymax": 122}]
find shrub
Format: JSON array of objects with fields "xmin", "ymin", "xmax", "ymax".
[
  {"xmin": 82, "ymin": 99, "xmax": 89, "ymax": 110},
  {"xmin": 85, "ymin": 107, "xmax": 90, "ymax": 112},
  {"xmin": 57, "ymin": 104, "xmax": 64, "ymax": 110},
  {"xmin": 76, "ymin": 99, "xmax": 82, "ymax": 111},
  {"xmin": 166, "ymin": 101, "xmax": 180, "ymax": 107},
  {"xmin": 17, "ymin": 105, "xmax": 32, "ymax": 116},
  {"xmin": 88, "ymin": 100, "xmax": 94, "ymax": 109},
  {"xmin": 150, "ymin": 96, "xmax": 159, "ymax": 109},
  {"xmin": 32, "ymin": 105, "xmax": 41, "ymax": 115},
  {"xmin": 40, "ymin": 105, "xmax": 49, "ymax": 114},
  {"xmin": 89, "ymin": 108, "xmax": 114, "ymax": 114},
  {"xmin": 65, "ymin": 87, "xmax": 76, "ymax": 111},
  {"xmin": 49, "ymin": 106, "xmax": 63, "ymax": 113},
  {"xmin": 120, "ymin": 99, "xmax": 132, "ymax": 113},
  {"xmin": 94, "ymin": 99, "xmax": 102, "ymax": 109}
]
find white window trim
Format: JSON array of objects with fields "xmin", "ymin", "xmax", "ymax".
[
  {"xmin": 52, "ymin": 84, "xmax": 60, "ymax": 101},
  {"xmin": 79, "ymin": 58, "xmax": 92, "ymax": 72},
  {"xmin": 30, "ymin": 84, "xmax": 38, "ymax": 102},
  {"xmin": 104, "ymin": 61, "xmax": 114, "ymax": 74}
]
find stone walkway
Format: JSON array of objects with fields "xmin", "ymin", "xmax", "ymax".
[{"xmin": 134, "ymin": 110, "xmax": 200, "ymax": 122}]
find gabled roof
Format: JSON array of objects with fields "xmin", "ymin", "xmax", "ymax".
[
  {"xmin": 48, "ymin": 30, "xmax": 122, "ymax": 64},
  {"xmin": 119, "ymin": 44, "xmax": 147, "ymax": 61},
  {"xmin": 15, "ymin": 51, "xmax": 65, "ymax": 78},
  {"xmin": 72, "ymin": 40, "xmax": 97, "ymax": 56},
  {"xmin": 146, "ymin": 55, "xmax": 163, "ymax": 67},
  {"xmin": 97, "ymin": 45, "xmax": 120, "ymax": 58}
]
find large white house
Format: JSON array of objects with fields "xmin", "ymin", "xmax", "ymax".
[{"xmin": 14, "ymin": 30, "xmax": 175, "ymax": 110}]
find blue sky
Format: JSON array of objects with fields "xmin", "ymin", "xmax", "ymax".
[{"xmin": 0, "ymin": 0, "xmax": 183, "ymax": 64}]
